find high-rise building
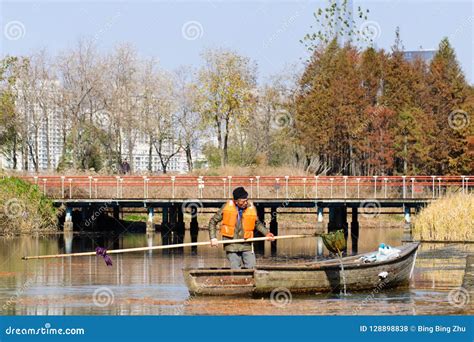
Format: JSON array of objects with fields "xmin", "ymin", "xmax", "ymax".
[
  {"xmin": 122, "ymin": 133, "xmax": 188, "ymax": 173},
  {"xmin": 403, "ymin": 49, "xmax": 437, "ymax": 63},
  {"xmin": 2, "ymin": 80, "xmax": 189, "ymax": 173}
]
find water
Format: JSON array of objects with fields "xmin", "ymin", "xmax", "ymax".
[{"xmin": 0, "ymin": 226, "xmax": 472, "ymax": 315}]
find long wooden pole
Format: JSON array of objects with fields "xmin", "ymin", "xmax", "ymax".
[{"xmin": 22, "ymin": 234, "xmax": 314, "ymax": 261}]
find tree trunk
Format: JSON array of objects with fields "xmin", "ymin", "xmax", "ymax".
[
  {"xmin": 349, "ymin": 141, "xmax": 353, "ymax": 175},
  {"xmin": 148, "ymin": 134, "xmax": 153, "ymax": 172},
  {"xmin": 222, "ymin": 116, "xmax": 229, "ymax": 166},
  {"xmin": 403, "ymin": 134, "xmax": 408, "ymax": 174},
  {"xmin": 126, "ymin": 124, "xmax": 133, "ymax": 173},
  {"xmin": 34, "ymin": 126, "xmax": 39, "ymax": 172},
  {"xmin": 12, "ymin": 134, "xmax": 17, "ymax": 170},
  {"xmin": 45, "ymin": 114, "xmax": 51, "ymax": 170},
  {"xmin": 22, "ymin": 141, "xmax": 28, "ymax": 171},
  {"xmin": 214, "ymin": 114, "xmax": 224, "ymax": 167},
  {"xmin": 27, "ymin": 141, "xmax": 37, "ymax": 172},
  {"xmin": 185, "ymin": 145, "xmax": 193, "ymax": 172}
]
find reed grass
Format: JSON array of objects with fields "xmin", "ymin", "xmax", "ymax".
[{"xmin": 413, "ymin": 193, "xmax": 473, "ymax": 242}]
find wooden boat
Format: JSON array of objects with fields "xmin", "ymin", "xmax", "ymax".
[{"xmin": 183, "ymin": 242, "xmax": 420, "ymax": 296}]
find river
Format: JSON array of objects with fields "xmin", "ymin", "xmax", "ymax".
[{"xmin": 0, "ymin": 226, "xmax": 472, "ymax": 315}]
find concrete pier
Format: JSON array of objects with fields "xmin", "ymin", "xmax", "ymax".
[
  {"xmin": 64, "ymin": 207, "xmax": 73, "ymax": 232},
  {"xmin": 146, "ymin": 207, "xmax": 155, "ymax": 233},
  {"xmin": 254, "ymin": 205, "xmax": 265, "ymax": 255},
  {"xmin": 316, "ymin": 206, "xmax": 324, "ymax": 257},
  {"xmin": 328, "ymin": 206, "xmax": 348, "ymax": 254},
  {"xmin": 113, "ymin": 206, "xmax": 120, "ymax": 221},
  {"xmin": 177, "ymin": 206, "xmax": 185, "ymax": 243},
  {"xmin": 403, "ymin": 206, "xmax": 413, "ymax": 241},
  {"xmin": 190, "ymin": 206, "xmax": 199, "ymax": 254},
  {"xmin": 351, "ymin": 207, "xmax": 359, "ymax": 255},
  {"xmin": 269, "ymin": 207, "xmax": 278, "ymax": 256}
]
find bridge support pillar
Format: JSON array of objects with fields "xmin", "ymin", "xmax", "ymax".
[
  {"xmin": 162, "ymin": 207, "xmax": 169, "ymax": 229},
  {"xmin": 146, "ymin": 207, "xmax": 155, "ymax": 233},
  {"xmin": 403, "ymin": 206, "xmax": 413, "ymax": 241},
  {"xmin": 328, "ymin": 206, "xmax": 348, "ymax": 254},
  {"xmin": 64, "ymin": 207, "xmax": 73, "ymax": 232},
  {"xmin": 64, "ymin": 230, "xmax": 73, "ymax": 253},
  {"xmin": 316, "ymin": 206, "xmax": 324, "ymax": 258},
  {"xmin": 177, "ymin": 206, "xmax": 185, "ymax": 244},
  {"xmin": 351, "ymin": 207, "xmax": 359, "ymax": 255},
  {"xmin": 190, "ymin": 206, "xmax": 199, "ymax": 254},
  {"xmin": 168, "ymin": 206, "xmax": 178, "ymax": 246},
  {"xmin": 270, "ymin": 207, "xmax": 278, "ymax": 256},
  {"xmin": 161, "ymin": 205, "xmax": 181, "ymax": 250},
  {"xmin": 113, "ymin": 206, "xmax": 120, "ymax": 220},
  {"xmin": 254, "ymin": 205, "xmax": 265, "ymax": 255},
  {"xmin": 316, "ymin": 206, "xmax": 324, "ymax": 234},
  {"xmin": 161, "ymin": 207, "xmax": 171, "ymax": 247}
]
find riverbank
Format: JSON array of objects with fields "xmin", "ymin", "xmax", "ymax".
[{"xmin": 0, "ymin": 175, "xmax": 59, "ymax": 236}]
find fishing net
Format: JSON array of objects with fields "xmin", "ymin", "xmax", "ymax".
[{"xmin": 321, "ymin": 230, "xmax": 346, "ymax": 254}]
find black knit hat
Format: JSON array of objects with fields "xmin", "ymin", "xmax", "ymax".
[{"xmin": 233, "ymin": 186, "xmax": 248, "ymax": 200}]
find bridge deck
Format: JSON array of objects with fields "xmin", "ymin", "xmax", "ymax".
[{"xmin": 53, "ymin": 198, "xmax": 433, "ymax": 209}]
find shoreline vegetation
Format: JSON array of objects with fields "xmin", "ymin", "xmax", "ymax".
[
  {"xmin": 0, "ymin": 175, "xmax": 59, "ymax": 236},
  {"xmin": 413, "ymin": 193, "xmax": 474, "ymax": 242}
]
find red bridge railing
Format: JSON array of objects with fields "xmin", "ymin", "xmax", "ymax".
[{"xmin": 15, "ymin": 175, "xmax": 473, "ymax": 200}]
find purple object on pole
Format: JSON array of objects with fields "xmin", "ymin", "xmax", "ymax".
[{"xmin": 95, "ymin": 247, "xmax": 113, "ymax": 266}]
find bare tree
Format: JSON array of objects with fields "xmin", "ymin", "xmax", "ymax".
[
  {"xmin": 151, "ymin": 70, "xmax": 181, "ymax": 174},
  {"xmin": 173, "ymin": 66, "xmax": 201, "ymax": 172},
  {"xmin": 105, "ymin": 43, "xmax": 140, "ymax": 172},
  {"xmin": 14, "ymin": 56, "xmax": 42, "ymax": 172},
  {"xmin": 56, "ymin": 39, "xmax": 105, "ymax": 170}
]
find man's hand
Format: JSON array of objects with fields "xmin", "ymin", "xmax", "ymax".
[
  {"xmin": 210, "ymin": 238, "xmax": 219, "ymax": 247},
  {"xmin": 266, "ymin": 233, "xmax": 275, "ymax": 241}
]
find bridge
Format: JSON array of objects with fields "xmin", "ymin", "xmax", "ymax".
[{"xmin": 18, "ymin": 175, "xmax": 472, "ymax": 254}]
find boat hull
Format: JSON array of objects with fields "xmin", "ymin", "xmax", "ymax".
[{"xmin": 183, "ymin": 242, "xmax": 419, "ymax": 296}]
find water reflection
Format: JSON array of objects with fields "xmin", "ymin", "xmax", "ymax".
[{"xmin": 0, "ymin": 227, "xmax": 472, "ymax": 315}]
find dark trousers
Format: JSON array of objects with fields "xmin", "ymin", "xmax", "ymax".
[{"xmin": 226, "ymin": 251, "xmax": 256, "ymax": 269}]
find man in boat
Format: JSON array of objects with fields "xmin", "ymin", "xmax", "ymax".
[{"xmin": 209, "ymin": 186, "xmax": 275, "ymax": 269}]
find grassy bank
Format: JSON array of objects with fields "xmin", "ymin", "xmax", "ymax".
[
  {"xmin": 413, "ymin": 193, "xmax": 473, "ymax": 242},
  {"xmin": 0, "ymin": 175, "xmax": 59, "ymax": 235}
]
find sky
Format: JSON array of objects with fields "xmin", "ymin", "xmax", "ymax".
[{"xmin": 0, "ymin": 0, "xmax": 473, "ymax": 84}]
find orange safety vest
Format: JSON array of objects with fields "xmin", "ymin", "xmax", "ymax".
[{"xmin": 220, "ymin": 200, "xmax": 257, "ymax": 239}]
